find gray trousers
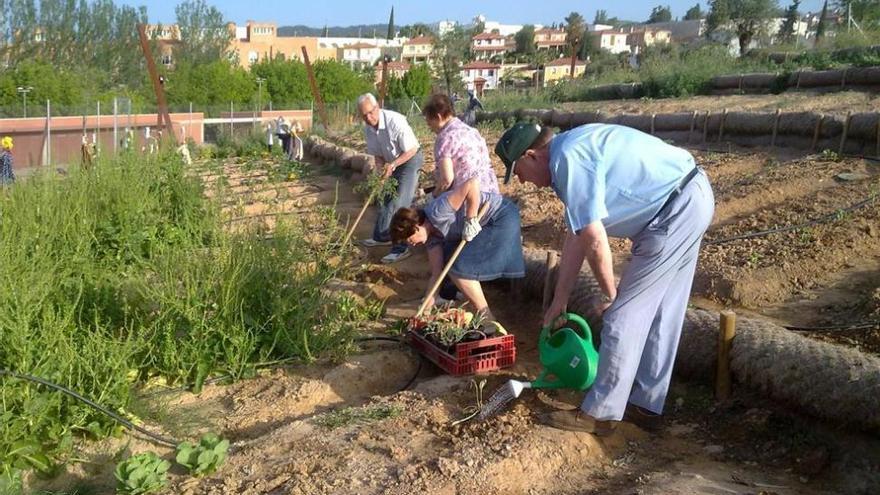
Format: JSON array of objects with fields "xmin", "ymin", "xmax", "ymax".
[{"xmin": 582, "ymin": 170, "xmax": 714, "ymax": 421}]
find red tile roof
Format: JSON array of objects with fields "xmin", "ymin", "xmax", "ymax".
[
  {"xmin": 345, "ymin": 42, "xmax": 377, "ymax": 49},
  {"xmin": 404, "ymin": 35, "xmax": 434, "ymax": 45},
  {"xmin": 462, "ymin": 61, "xmax": 501, "ymax": 70},
  {"xmin": 473, "ymin": 32, "xmax": 506, "ymax": 40},
  {"xmin": 546, "ymin": 57, "xmax": 586, "ymax": 67}
]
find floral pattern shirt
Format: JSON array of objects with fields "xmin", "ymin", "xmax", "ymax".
[
  {"xmin": 433, "ymin": 118, "xmax": 499, "ymax": 194},
  {"xmin": 0, "ymin": 151, "xmax": 14, "ymax": 185}
]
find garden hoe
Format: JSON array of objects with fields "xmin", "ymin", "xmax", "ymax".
[{"xmin": 478, "ymin": 313, "xmax": 599, "ymax": 420}]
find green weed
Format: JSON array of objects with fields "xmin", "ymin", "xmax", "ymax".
[
  {"xmin": 314, "ymin": 403, "xmax": 403, "ymax": 430},
  {"xmin": 174, "ymin": 434, "xmax": 229, "ymax": 477},
  {"xmin": 114, "ymin": 452, "xmax": 169, "ymax": 495}
]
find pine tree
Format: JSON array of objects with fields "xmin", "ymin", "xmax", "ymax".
[
  {"xmin": 387, "ymin": 7, "xmax": 395, "ymax": 40},
  {"xmin": 707, "ymin": 0, "xmax": 730, "ymax": 35},
  {"xmin": 779, "ymin": 0, "xmax": 801, "ymax": 43},
  {"xmin": 815, "ymin": 0, "xmax": 828, "ymax": 41}
]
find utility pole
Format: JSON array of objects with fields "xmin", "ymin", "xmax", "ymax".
[
  {"xmin": 256, "ymin": 76, "xmax": 266, "ymax": 128},
  {"xmin": 16, "ymin": 86, "xmax": 32, "ymax": 118}
]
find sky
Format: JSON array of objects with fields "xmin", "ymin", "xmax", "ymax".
[{"xmin": 122, "ymin": 1, "xmax": 828, "ymax": 28}]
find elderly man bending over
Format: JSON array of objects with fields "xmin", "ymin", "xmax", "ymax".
[{"xmin": 357, "ymin": 93, "xmax": 423, "ymax": 264}]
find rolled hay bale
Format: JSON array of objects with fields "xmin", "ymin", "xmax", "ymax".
[
  {"xmin": 521, "ymin": 108, "xmax": 551, "ymax": 122},
  {"xmin": 350, "ymin": 154, "xmax": 374, "ymax": 174},
  {"xmin": 776, "ymin": 112, "xmax": 825, "ymax": 137},
  {"xmin": 339, "ymin": 149, "xmax": 357, "ymax": 169},
  {"xmin": 569, "ymin": 111, "xmax": 605, "ymax": 127},
  {"xmin": 540, "ymin": 110, "xmax": 554, "ymax": 127},
  {"xmin": 550, "ymin": 110, "xmax": 573, "ymax": 129},
  {"xmin": 740, "ymin": 72, "xmax": 779, "ymax": 90},
  {"xmin": 520, "ymin": 248, "xmax": 880, "ymax": 431},
  {"xmin": 612, "ymin": 114, "xmax": 652, "ymax": 133},
  {"xmin": 846, "ymin": 113, "xmax": 880, "ymax": 140},
  {"xmin": 797, "ymin": 68, "xmax": 847, "ymax": 88},
  {"xmin": 350, "ymin": 172, "xmax": 365, "ymax": 183},
  {"xmin": 844, "ymin": 66, "xmax": 880, "ymax": 86},
  {"xmin": 711, "ymin": 74, "xmax": 742, "ymax": 90},
  {"xmin": 723, "ymin": 112, "xmax": 775, "ymax": 136},
  {"xmin": 654, "ymin": 112, "xmax": 695, "ymax": 132}
]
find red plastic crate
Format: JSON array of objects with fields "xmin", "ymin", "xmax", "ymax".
[{"xmin": 409, "ymin": 330, "xmax": 516, "ymax": 376}]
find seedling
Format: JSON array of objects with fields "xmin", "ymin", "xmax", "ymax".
[
  {"xmin": 314, "ymin": 403, "xmax": 402, "ymax": 429},
  {"xmin": 114, "ymin": 452, "xmax": 170, "ymax": 495},
  {"xmin": 175, "ymin": 433, "xmax": 229, "ymax": 476},
  {"xmin": 411, "ymin": 306, "xmax": 488, "ymax": 347}
]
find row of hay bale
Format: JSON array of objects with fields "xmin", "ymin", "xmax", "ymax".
[
  {"xmin": 521, "ymin": 248, "xmax": 880, "ymax": 431},
  {"xmin": 710, "ymin": 66, "xmax": 880, "ymax": 94},
  {"xmin": 304, "ymin": 135, "xmax": 375, "ymax": 182},
  {"xmin": 477, "ymin": 108, "xmax": 880, "ymax": 156}
]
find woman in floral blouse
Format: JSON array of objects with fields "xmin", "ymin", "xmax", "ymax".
[{"xmin": 423, "ymin": 94, "xmax": 498, "ymax": 197}]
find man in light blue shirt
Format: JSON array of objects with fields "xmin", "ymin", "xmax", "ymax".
[{"xmin": 496, "ymin": 122, "xmax": 714, "ymax": 435}]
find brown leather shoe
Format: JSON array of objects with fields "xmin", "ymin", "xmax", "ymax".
[
  {"xmin": 624, "ymin": 404, "xmax": 665, "ymax": 432},
  {"xmin": 539, "ymin": 410, "xmax": 617, "ymax": 436}
]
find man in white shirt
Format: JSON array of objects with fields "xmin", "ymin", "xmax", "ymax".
[{"xmin": 357, "ymin": 93, "xmax": 423, "ymax": 264}]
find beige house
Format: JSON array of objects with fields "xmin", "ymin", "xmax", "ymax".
[
  {"xmin": 625, "ymin": 27, "xmax": 672, "ymax": 52},
  {"xmin": 542, "ymin": 57, "xmax": 586, "ymax": 86},
  {"xmin": 472, "ymin": 32, "xmax": 509, "ymax": 60},
  {"xmin": 401, "ymin": 35, "xmax": 434, "ymax": 65},
  {"xmin": 375, "ymin": 60, "xmax": 411, "ymax": 85},
  {"xmin": 461, "ymin": 61, "xmax": 501, "ymax": 91},
  {"xmin": 340, "ymin": 42, "xmax": 381, "ymax": 69},
  {"xmin": 592, "ymin": 30, "xmax": 631, "ymax": 54},
  {"xmin": 534, "ymin": 28, "xmax": 567, "ymax": 52}
]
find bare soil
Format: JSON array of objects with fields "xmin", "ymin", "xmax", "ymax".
[{"xmin": 30, "ymin": 101, "xmax": 880, "ymax": 494}]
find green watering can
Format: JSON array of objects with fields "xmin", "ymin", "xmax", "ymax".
[{"xmin": 479, "ymin": 313, "xmax": 600, "ymax": 419}]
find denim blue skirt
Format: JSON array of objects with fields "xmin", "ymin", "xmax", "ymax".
[{"xmin": 444, "ymin": 197, "xmax": 525, "ymax": 281}]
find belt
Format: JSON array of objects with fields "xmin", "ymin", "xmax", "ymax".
[{"xmin": 653, "ymin": 167, "xmax": 701, "ymax": 220}]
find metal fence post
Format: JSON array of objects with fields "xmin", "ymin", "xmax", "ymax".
[
  {"xmin": 113, "ymin": 97, "xmax": 118, "ymax": 154},
  {"xmin": 46, "ymin": 100, "xmax": 51, "ymax": 166}
]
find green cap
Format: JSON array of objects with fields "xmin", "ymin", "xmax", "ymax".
[{"xmin": 494, "ymin": 122, "xmax": 542, "ymax": 184}]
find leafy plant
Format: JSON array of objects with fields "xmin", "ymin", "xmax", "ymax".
[
  {"xmin": 114, "ymin": 452, "xmax": 169, "ymax": 495},
  {"xmin": 175, "ymin": 433, "xmax": 229, "ymax": 477},
  {"xmin": 411, "ymin": 307, "xmax": 488, "ymax": 347},
  {"xmin": 353, "ymin": 172, "xmax": 399, "ymax": 202},
  {"xmin": 314, "ymin": 403, "xmax": 402, "ymax": 429}
]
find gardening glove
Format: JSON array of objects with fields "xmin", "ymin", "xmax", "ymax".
[{"xmin": 462, "ymin": 217, "xmax": 482, "ymax": 242}]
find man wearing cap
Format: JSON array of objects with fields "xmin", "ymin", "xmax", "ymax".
[{"xmin": 495, "ymin": 122, "xmax": 714, "ymax": 435}]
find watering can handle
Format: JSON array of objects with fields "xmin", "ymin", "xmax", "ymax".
[{"xmin": 540, "ymin": 312, "xmax": 593, "ymax": 346}]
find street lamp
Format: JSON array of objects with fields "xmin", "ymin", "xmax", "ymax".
[
  {"xmin": 255, "ymin": 77, "xmax": 266, "ymax": 113},
  {"xmin": 16, "ymin": 86, "xmax": 33, "ymax": 118}
]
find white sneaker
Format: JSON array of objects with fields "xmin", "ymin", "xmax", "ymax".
[
  {"xmin": 381, "ymin": 250, "xmax": 412, "ymax": 264},
  {"xmin": 359, "ymin": 238, "xmax": 392, "ymax": 247}
]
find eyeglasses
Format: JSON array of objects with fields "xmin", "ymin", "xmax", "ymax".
[{"xmin": 360, "ymin": 105, "xmax": 378, "ymax": 119}]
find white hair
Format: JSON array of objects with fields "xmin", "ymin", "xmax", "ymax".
[{"xmin": 357, "ymin": 93, "xmax": 377, "ymax": 107}]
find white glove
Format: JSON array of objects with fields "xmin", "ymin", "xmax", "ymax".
[{"xmin": 463, "ymin": 217, "xmax": 482, "ymax": 242}]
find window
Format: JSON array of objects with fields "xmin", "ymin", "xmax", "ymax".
[
  {"xmin": 487, "ymin": 69, "xmax": 494, "ymax": 77},
  {"xmin": 161, "ymin": 54, "xmax": 173, "ymax": 66},
  {"xmin": 248, "ymin": 51, "xmax": 258, "ymax": 64}
]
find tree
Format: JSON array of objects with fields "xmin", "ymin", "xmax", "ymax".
[
  {"xmin": 250, "ymin": 58, "xmax": 311, "ymax": 105},
  {"xmin": 432, "ymin": 26, "xmax": 470, "ymax": 95},
  {"xmin": 779, "ymin": 0, "xmax": 801, "ymax": 43},
  {"xmin": 594, "ymin": 9, "xmax": 609, "ymax": 24},
  {"xmin": 312, "ymin": 60, "xmax": 372, "ymax": 103},
  {"xmin": 514, "ymin": 25, "xmax": 536, "ymax": 54},
  {"xmin": 402, "ymin": 64, "xmax": 431, "ymax": 99},
  {"xmin": 816, "ymin": 0, "xmax": 829, "ymax": 41},
  {"xmin": 684, "ymin": 3, "xmax": 704, "ymax": 20},
  {"xmin": 728, "ymin": 0, "xmax": 779, "ymax": 54},
  {"xmin": 174, "ymin": 0, "xmax": 232, "ymax": 66},
  {"xmin": 398, "ymin": 23, "xmax": 432, "ymax": 38},
  {"xmin": 835, "ymin": 1, "xmax": 880, "ymax": 30},
  {"xmin": 387, "ymin": 6, "xmax": 394, "ymax": 40},
  {"xmin": 707, "ymin": 0, "xmax": 731, "ymax": 34},
  {"xmin": 564, "ymin": 12, "xmax": 586, "ymax": 56},
  {"xmin": 648, "ymin": 5, "xmax": 673, "ymax": 23},
  {"xmin": 322, "ymin": 24, "xmax": 329, "ymax": 37}
]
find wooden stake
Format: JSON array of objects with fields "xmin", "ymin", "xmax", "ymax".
[
  {"xmin": 650, "ymin": 113, "xmax": 656, "ymax": 135},
  {"xmin": 841, "ymin": 67, "xmax": 848, "ymax": 88},
  {"xmin": 702, "ymin": 111, "xmax": 710, "ymax": 144},
  {"xmin": 137, "ymin": 24, "xmax": 176, "ymax": 145},
  {"xmin": 875, "ymin": 116, "xmax": 880, "ymax": 158},
  {"xmin": 688, "ymin": 110, "xmax": 697, "ymax": 144},
  {"xmin": 341, "ymin": 191, "xmax": 376, "ymax": 247},
  {"xmin": 812, "ymin": 113, "xmax": 824, "ymax": 152},
  {"xmin": 771, "ymin": 108, "xmax": 781, "ymax": 148},
  {"xmin": 378, "ymin": 57, "xmax": 390, "ymax": 108},
  {"xmin": 717, "ymin": 108, "xmax": 728, "ymax": 143},
  {"xmin": 542, "ymin": 251, "xmax": 559, "ymax": 313},
  {"xmin": 839, "ymin": 111, "xmax": 852, "ymax": 155},
  {"xmin": 302, "ymin": 46, "xmax": 330, "ymax": 131},
  {"xmin": 716, "ymin": 310, "xmax": 736, "ymax": 400}
]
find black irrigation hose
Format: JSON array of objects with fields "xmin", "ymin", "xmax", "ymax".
[
  {"xmin": 784, "ymin": 321, "xmax": 880, "ymax": 332},
  {"xmin": 706, "ymin": 194, "xmax": 878, "ymax": 246},
  {"xmin": 0, "ymin": 369, "xmax": 180, "ymax": 448}
]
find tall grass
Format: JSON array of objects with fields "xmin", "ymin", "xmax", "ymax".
[{"xmin": 0, "ymin": 145, "xmax": 371, "ymax": 486}]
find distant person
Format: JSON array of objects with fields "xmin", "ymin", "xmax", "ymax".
[
  {"xmin": 0, "ymin": 136, "xmax": 15, "ymax": 185},
  {"xmin": 461, "ymin": 90, "xmax": 484, "ymax": 127},
  {"xmin": 357, "ymin": 92, "xmax": 422, "ymax": 264},
  {"xmin": 276, "ymin": 116, "xmax": 292, "ymax": 157},
  {"xmin": 265, "ymin": 120, "xmax": 275, "ymax": 152},
  {"xmin": 290, "ymin": 120, "xmax": 304, "ymax": 161}
]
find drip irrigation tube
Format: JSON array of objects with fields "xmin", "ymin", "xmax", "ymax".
[
  {"xmin": 706, "ymin": 194, "xmax": 878, "ymax": 246},
  {"xmin": 0, "ymin": 369, "xmax": 180, "ymax": 447}
]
